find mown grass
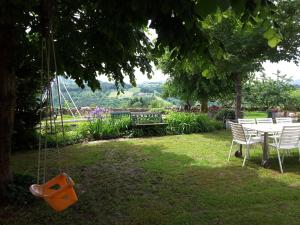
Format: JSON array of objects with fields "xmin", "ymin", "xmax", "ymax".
[
  {"xmin": 3, "ymin": 130, "xmax": 300, "ymax": 225},
  {"xmin": 244, "ymin": 111, "xmax": 267, "ymax": 119}
]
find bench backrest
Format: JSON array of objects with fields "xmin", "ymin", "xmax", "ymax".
[
  {"xmin": 130, "ymin": 112, "xmax": 163, "ymax": 125},
  {"xmin": 110, "ymin": 111, "xmax": 130, "ymax": 119}
]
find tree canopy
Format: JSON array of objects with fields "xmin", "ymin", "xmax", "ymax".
[
  {"xmin": 160, "ymin": 51, "xmax": 234, "ymax": 111},
  {"xmin": 1, "ymin": 0, "xmax": 277, "ymax": 89},
  {"xmin": 158, "ymin": 0, "xmax": 300, "ymax": 117},
  {"xmin": 244, "ymin": 72, "xmax": 296, "ymax": 110}
]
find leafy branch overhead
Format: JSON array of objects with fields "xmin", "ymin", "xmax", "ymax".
[
  {"xmin": 1, "ymin": 0, "xmax": 279, "ymax": 91},
  {"xmin": 158, "ymin": 0, "xmax": 300, "ymax": 117}
]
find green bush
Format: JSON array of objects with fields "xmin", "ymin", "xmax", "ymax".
[
  {"xmin": 214, "ymin": 109, "xmax": 236, "ymax": 122},
  {"xmin": 150, "ymin": 99, "xmax": 172, "ymax": 108},
  {"xmin": 46, "ymin": 130, "xmax": 83, "ymax": 147},
  {"xmin": 88, "ymin": 117, "xmax": 131, "ymax": 140},
  {"xmin": 131, "ymin": 125, "xmax": 167, "ymax": 137},
  {"xmin": 166, "ymin": 112, "xmax": 223, "ymax": 135},
  {"xmin": 43, "ymin": 112, "xmax": 222, "ymax": 144},
  {"xmin": 149, "ymin": 108, "xmax": 172, "ymax": 114},
  {"xmin": 3, "ymin": 174, "xmax": 37, "ymax": 205},
  {"xmin": 43, "ymin": 117, "xmax": 132, "ymax": 146}
]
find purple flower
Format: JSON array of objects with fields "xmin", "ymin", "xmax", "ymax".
[
  {"xmin": 90, "ymin": 106, "xmax": 104, "ymax": 119},
  {"xmin": 209, "ymin": 105, "xmax": 221, "ymax": 112}
]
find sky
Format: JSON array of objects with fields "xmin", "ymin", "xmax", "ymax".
[
  {"xmin": 262, "ymin": 61, "xmax": 300, "ymax": 81},
  {"xmin": 99, "ymin": 26, "xmax": 300, "ymax": 84},
  {"xmin": 99, "ymin": 28, "xmax": 300, "ymax": 84},
  {"xmin": 98, "ymin": 61, "xmax": 300, "ymax": 84}
]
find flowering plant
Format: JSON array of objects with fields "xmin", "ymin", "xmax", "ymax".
[
  {"xmin": 269, "ymin": 108, "xmax": 279, "ymax": 112},
  {"xmin": 208, "ymin": 105, "xmax": 221, "ymax": 112},
  {"xmin": 90, "ymin": 106, "xmax": 105, "ymax": 119}
]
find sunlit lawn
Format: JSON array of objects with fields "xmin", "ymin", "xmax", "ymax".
[
  {"xmin": 3, "ymin": 130, "xmax": 300, "ymax": 225},
  {"xmin": 244, "ymin": 111, "xmax": 267, "ymax": 119}
]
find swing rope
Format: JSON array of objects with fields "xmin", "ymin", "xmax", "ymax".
[
  {"xmin": 37, "ymin": 39, "xmax": 45, "ymax": 185},
  {"xmin": 51, "ymin": 32, "xmax": 65, "ymax": 173},
  {"xmin": 36, "ymin": 31, "xmax": 65, "ymax": 185}
]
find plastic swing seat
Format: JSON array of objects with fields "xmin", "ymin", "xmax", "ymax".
[{"xmin": 30, "ymin": 173, "xmax": 78, "ymax": 212}]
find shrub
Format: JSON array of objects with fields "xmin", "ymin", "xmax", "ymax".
[
  {"xmin": 88, "ymin": 117, "xmax": 131, "ymax": 140},
  {"xmin": 2, "ymin": 174, "xmax": 37, "ymax": 205},
  {"xmin": 131, "ymin": 125, "xmax": 167, "ymax": 137},
  {"xmin": 149, "ymin": 108, "xmax": 172, "ymax": 114},
  {"xmin": 150, "ymin": 99, "xmax": 172, "ymax": 108},
  {"xmin": 166, "ymin": 112, "xmax": 223, "ymax": 135},
  {"xmin": 46, "ymin": 130, "xmax": 82, "ymax": 147},
  {"xmin": 214, "ymin": 109, "xmax": 236, "ymax": 122}
]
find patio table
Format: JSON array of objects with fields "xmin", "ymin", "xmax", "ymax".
[{"xmin": 242, "ymin": 123, "xmax": 300, "ymax": 167}]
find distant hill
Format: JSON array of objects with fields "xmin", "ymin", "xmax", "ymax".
[
  {"xmin": 293, "ymin": 79, "xmax": 300, "ymax": 89},
  {"xmin": 53, "ymin": 77, "xmax": 176, "ymax": 108},
  {"xmin": 293, "ymin": 79, "xmax": 300, "ymax": 85}
]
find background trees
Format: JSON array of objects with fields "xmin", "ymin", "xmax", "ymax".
[
  {"xmin": 160, "ymin": 52, "xmax": 233, "ymax": 112},
  {"xmin": 159, "ymin": 0, "xmax": 300, "ymax": 118},
  {"xmin": 203, "ymin": 0, "xmax": 300, "ymax": 118},
  {"xmin": 244, "ymin": 72, "xmax": 297, "ymax": 110}
]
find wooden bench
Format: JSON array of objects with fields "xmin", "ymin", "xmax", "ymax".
[{"xmin": 130, "ymin": 112, "xmax": 167, "ymax": 127}]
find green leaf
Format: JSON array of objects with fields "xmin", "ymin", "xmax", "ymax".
[
  {"xmin": 263, "ymin": 27, "xmax": 282, "ymax": 48},
  {"xmin": 202, "ymin": 69, "xmax": 210, "ymax": 77},
  {"xmin": 195, "ymin": 1, "xmax": 218, "ymax": 18},
  {"xmin": 263, "ymin": 28, "xmax": 277, "ymax": 40},
  {"xmin": 268, "ymin": 37, "xmax": 281, "ymax": 48}
]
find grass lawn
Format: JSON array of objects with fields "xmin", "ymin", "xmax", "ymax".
[
  {"xmin": 244, "ymin": 111, "xmax": 268, "ymax": 119},
  {"xmin": 3, "ymin": 130, "xmax": 300, "ymax": 225}
]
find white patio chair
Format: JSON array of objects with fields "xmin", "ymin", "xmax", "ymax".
[
  {"xmin": 255, "ymin": 118, "xmax": 273, "ymax": 124},
  {"xmin": 269, "ymin": 126, "xmax": 300, "ymax": 173},
  {"xmin": 238, "ymin": 119, "xmax": 259, "ymax": 138},
  {"xmin": 228, "ymin": 122, "xmax": 261, "ymax": 167},
  {"xmin": 275, "ymin": 117, "xmax": 293, "ymax": 124},
  {"xmin": 256, "ymin": 118, "xmax": 277, "ymax": 140},
  {"xmin": 274, "ymin": 117, "xmax": 293, "ymax": 147}
]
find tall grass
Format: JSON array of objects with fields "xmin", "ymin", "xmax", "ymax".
[
  {"xmin": 166, "ymin": 112, "xmax": 223, "ymax": 134},
  {"xmin": 87, "ymin": 117, "xmax": 131, "ymax": 140},
  {"xmin": 45, "ymin": 112, "xmax": 223, "ymax": 146}
]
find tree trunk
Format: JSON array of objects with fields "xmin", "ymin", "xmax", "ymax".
[
  {"xmin": 234, "ymin": 72, "xmax": 242, "ymax": 119},
  {"xmin": 184, "ymin": 103, "xmax": 191, "ymax": 111},
  {"xmin": 201, "ymin": 97, "xmax": 208, "ymax": 113},
  {"xmin": 0, "ymin": 21, "xmax": 16, "ymax": 197}
]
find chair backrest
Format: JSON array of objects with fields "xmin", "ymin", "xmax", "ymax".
[
  {"xmin": 229, "ymin": 122, "xmax": 247, "ymax": 143},
  {"xmin": 256, "ymin": 118, "xmax": 273, "ymax": 124},
  {"xmin": 238, "ymin": 119, "xmax": 256, "ymax": 124},
  {"xmin": 237, "ymin": 119, "xmax": 257, "ymax": 136},
  {"xmin": 276, "ymin": 117, "xmax": 292, "ymax": 124},
  {"xmin": 279, "ymin": 126, "xmax": 300, "ymax": 147}
]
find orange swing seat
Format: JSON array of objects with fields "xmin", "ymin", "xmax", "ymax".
[{"xmin": 30, "ymin": 173, "xmax": 78, "ymax": 212}]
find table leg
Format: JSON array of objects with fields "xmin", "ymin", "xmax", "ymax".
[{"xmin": 262, "ymin": 132, "xmax": 271, "ymax": 168}]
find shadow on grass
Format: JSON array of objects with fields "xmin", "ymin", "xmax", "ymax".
[{"xmin": 3, "ymin": 137, "xmax": 300, "ymax": 225}]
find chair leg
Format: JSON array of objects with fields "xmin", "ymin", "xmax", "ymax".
[
  {"xmin": 227, "ymin": 140, "xmax": 234, "ymax": 162},
  {"xmin": 247, "ymin": 146, "xmax": 250, "ymax": 159},
  {"xmin": 276, "ymin": 148, "xmax": 284, "ymax": 173},
  {"xmin": 242, "ymin": 145, "xmax": 249, "ymax": 167}
]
